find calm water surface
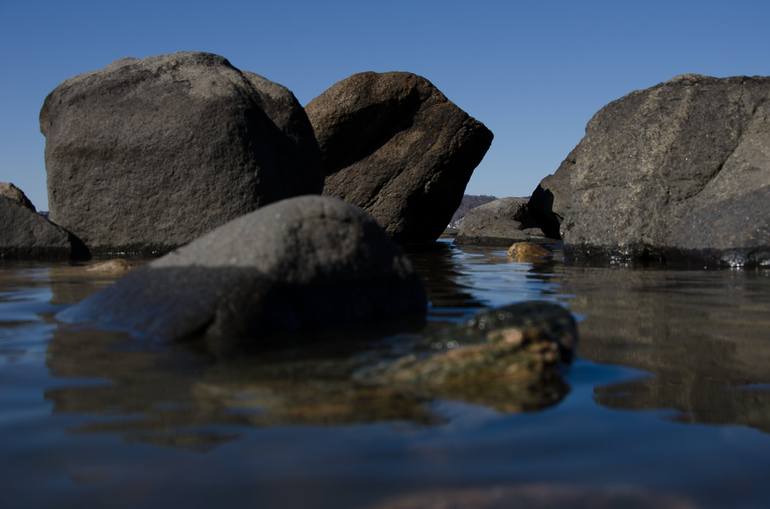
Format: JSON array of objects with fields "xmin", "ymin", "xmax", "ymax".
[{"xmin": 2, "ymin": 242, "xmax": 770, "ymax": 508}]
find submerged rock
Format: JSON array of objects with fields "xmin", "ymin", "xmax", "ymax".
[
  {"xmin": 0, "ymin": 182, "xmax": 35, "ymax": 211},
  {"xmin": 0, "ymin": 195, "xmax": 76, "ymax": 259},
  {"xmin": 507, "ymin": 242, "xmax": 552, "ymax": 262},
  {"xmin": 528, "ymin": 74, "xmax": 770, "ymax": 266},
  {"xmin": 455, "ymin": 197, "xmax": 547, "ymax": 245},
  {"xmin": 41, "ymin": 51, "xmax": 323, "ymax": 255},
  {"xmin": 355, "ymin": 301, "xmax": 576, "ymax": 411},
  {"xmin": 306, "ymin": 71, "xmax": 493, "ymax": 243},
  {"xmin": 59, "ymin": 196, "xmax": 427, "ymax": 342}
]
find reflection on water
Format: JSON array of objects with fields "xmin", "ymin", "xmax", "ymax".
[
  {"xmin": 559, "ymin": 267, "xmax": 770, "ymax": 432},
  {"xmin": 2, "ymin": 246, "xmax": 770, "ymax": 508}
]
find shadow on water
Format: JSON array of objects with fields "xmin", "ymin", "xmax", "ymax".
[{"xmin": 558, "ymin": 266, "xmax": 770, "ymax": 433}]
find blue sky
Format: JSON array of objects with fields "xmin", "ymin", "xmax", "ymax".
[{"xmin": 2, "ymin": 1, "xmax": 769, "ymax": 210}]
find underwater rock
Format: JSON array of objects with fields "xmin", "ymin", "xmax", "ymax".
[
  {"xmin": 306, "ymin": 71, "xmax": 493, "ymax": 243},
  {"xmin": 507, "ymin": 242, "xmax": 552, "ymax": 262},
  {"xmin": 41, "ymin": 51, "xmax": 323, "ymax": 255},
  {"xmin": 528, "ymin": 74, "xmax": 770, "ymax": 266},
  {"xmin": 59, "ymin": 196, "xmax": 427, "ymax": 341}
]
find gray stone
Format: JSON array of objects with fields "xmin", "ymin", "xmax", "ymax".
[
  {"xmin": 58, "ymin": 196, "xmax": 427, "ymax": 342},
  {"xmin": 0, "ymin": 182, "xmax": 35, "ymax": 211},
  {"xmin": 455, "ymin": 197, "xmax": 546, "ymax": 246},
  {"xmin": 306, "ymin": 71, "xmax": 493, "ymax": 243},
  {"xmin": 528, "ymin": 74, "xmax": 770, "ymax": 266},
  {"xmin": 41, "ymin": 51, "xmax": 323, "ymax": 255},
  {"xmin": 0, "ymin": 196, "xmax": 74, "ymax": 259}
]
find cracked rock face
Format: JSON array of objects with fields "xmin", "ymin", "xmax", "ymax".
[
  {"xmin": 41, "ymin": 52, "xmax": 323, "ymax": 255},
  {"xmin": 528, "ymin": 74, "xmax": 770, "ymax": 266},
  {"xmin": 306, "ymin": 72, "xmax": 493, "ymax": 244}
]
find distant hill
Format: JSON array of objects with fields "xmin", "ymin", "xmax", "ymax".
[{"xmin": 449, "ymin": 195, "xmax": 497, "ymax": 228}]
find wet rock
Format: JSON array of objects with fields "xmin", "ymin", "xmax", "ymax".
[
  {"xmin": 41, "ymin": 51, "xmax": 323, "ymax": 256},
  {"xmin": 455, "ymin": 197, "xmax": 547, "ymax": 245},
  {"xmin": 59, "ymin": 196, "xmax": 427, "ymax": 342},
  {"xmin": 507, "ymin": 242, "xmax": 552, "ymax": 262},
  {"xmin": 0, "ymin": 182, "xmax": 35, "ymax": 211},
  {"xmin": 355, "ymin": 301, "xmax": 576, "ymax": 411},
  {"xmin": 306, "ymin": 71, "xmax": 493, "ymax": 243},
  {"xmin": 528, "ymin": 74, "xmax": 770, "ymax": 266},
  {"xmin": 84, "ymin": 259, "xmax": 133, "ymax": 274},
  {"xmin": 0, "ymin": 196, "xmax": 75, "ymax": 259}
]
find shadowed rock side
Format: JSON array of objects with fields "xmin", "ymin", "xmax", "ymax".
[
  {"xmin": 40, "ymin": 51, "xmax": 323, "ymax": 255},
  {"xmin": 560, "ymin": 266, "xmax": 770, "ymax": 433},
  {"xmin": 0, "ymin": 196, "xmax": 77, "ymax": 259},
  {"xmin": 528, "ymin": 74, "xmax": 770, "ymax": 266},
  {"xmin": 306, "ymin": 71, "xmax": 493, "ymax": 243},
  {"xmin": 58, "ymin": 196, "xmax": 427, "ymax": 343},
  {"xmin": 455, "ymin": 197, "xmax": 548, "ymax": 245}
]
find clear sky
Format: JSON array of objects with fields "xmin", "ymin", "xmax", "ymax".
[{"xmin": 2, "ymin": 0, "xmax": 769, "ymax": 210}]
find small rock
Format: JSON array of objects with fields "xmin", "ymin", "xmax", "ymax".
[
  {"xmin": 0, "ymin": 195, "xmax": 75, "ymax": 259},
  {"xmin": 0, "ymin": 182, "xmax": 35, "ymax": 211},
  {"xmin": 455, "ymin": 197, "xmax": 548, "ymax": 246},
  {"xmin": 507, "ymin": 242, "xmax": 552, "ymax": 262},
  {"xmin": 84, "ymin": 259, "xmax": 133, "ymax": 274}
]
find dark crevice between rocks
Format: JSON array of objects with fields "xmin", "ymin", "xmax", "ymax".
[{"xmin": 525, "ymin": 185, "xmax": 562, "ymax": 240}]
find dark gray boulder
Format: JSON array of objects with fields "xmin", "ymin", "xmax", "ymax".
[
  {"xmin": 41, "ymin": 51, "xmax": 323, "ymax": 255},
  {"xmin": 306, "ymin": 72, "xmax": 493, "ymax": 244},
  {"xmin": 59, "ymin": 196, "xmax": 427, "ymax": 342},
  {"xmin": 528, "ymin": 74, "xmax": 770, "ymax": 267},
  {"xmin": 455, "ymin": 197, "xmax": 547, "ymax": 246},
  {"xmin": 0, "ymin": 196, "xmax": 74, "ymax": 259}
]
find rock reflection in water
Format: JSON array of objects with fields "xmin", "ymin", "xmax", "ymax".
[{"xmin": 561, "ymin": 267, "xmax": 770, "ymax": 433}]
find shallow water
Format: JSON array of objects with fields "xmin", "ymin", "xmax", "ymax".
[{"xmin": 2, "ymin": 242, "xmax": 770, "ymax": 508}]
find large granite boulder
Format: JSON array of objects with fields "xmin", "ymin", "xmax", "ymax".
[
  {"xmin": 455, "ymin": 197, "xmax": 546, "ymax": 245},
  {"xmin": 59, "ymin": 196, "xmax": 427, "ymax": 343},
  {"xmin": 528, "ymin": 74, "xmax": 770, "ymax": 267},
  {"xmin": 0, "ymin": 195, "xmax": 75, "ymax": 259},
  {"xmin": 40, "ymin": 51, "xmax": 323, "ymax": 255},
  {"xmin": 306, "ymin": 72, "xmax": 493, "ymax": 244}
]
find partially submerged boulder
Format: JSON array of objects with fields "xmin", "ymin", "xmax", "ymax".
[
  {"xmin": 41, "ymin": 51, "xmax": 323, "ymax": 255},
  {"xmin": 528, "ymin": 74, "xmax": 770, "ymax": 267},
  {"xmin": 59, "ymin": 196, "xmax": 427, "ymax": 342},
  {"xmin": 306, "ymin": 71, "xmax": 493, "ymax": 243},
  {"xmin": 0, "ymin": 196, "xmax": 74, "ymax": 259},
  {"xmin": 455, "ymin": 197, "xmax": 547, "ymax": 245}
]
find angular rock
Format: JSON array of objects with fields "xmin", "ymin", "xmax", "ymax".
[
  {"xmin": 0, "ymin": 182, "xmax": 35, "ymax": 211},
  {"xmin": 455, "ymin": 197, "xmax": 547, "ymax": 245},
  {"xmin": 449, "ymin": 194, "xmax": 497, "ymax": 228},
  {"xmin": 59, "ymin": 196, "xmax": 427, "ymax": 342},
  {"xmin": 306, "ymin": 71, "xmax": 493, "ymax": 243},
  {"xmin": 528, "ymin": 74, "xmax": 770, "ymax": 266},
  {"xmin": 41, "ymin": 51, "xmax": 323, "ymax": 255},
  {"xmin": 0, "ymin": 196, "xmax": 74, "ymax": 259}
]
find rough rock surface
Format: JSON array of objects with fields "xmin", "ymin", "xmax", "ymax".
[
  {"xmin": 0, "ymin": 196, "xmax": 74, "ymax": 259},
  {"xmin": 0, "ymin": 182, "xmax": 36, "ymax": 211},
  {"xmin": 528, "ymin": 74, "xmax": 770, "ymax": 266},
  {"xmin": 449, "ymin": 194, "xmax": 497, "ymax": 228},
  {"xmin": 41, "ymin": 51, "xmax": 323, "ymax": 255},
  {"xmin": 306, "ymin": 71, "xmax": 493, "ymax": 243},
  {"xmin": 59, "ymin": 196, "xmax": 427, "ymax": 342},
  {"xmin": 455, "ymin": 197, "xmax": 546, "ymax": 245}
]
